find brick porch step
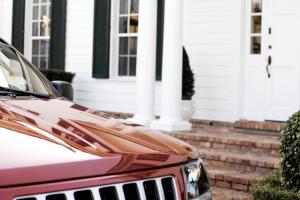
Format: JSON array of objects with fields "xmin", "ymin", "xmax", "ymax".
[
  {"xmin": 234, "ymin": 120, "xmax": 285, "ymax": 132},
  {"xmin": 211, "ymin": 186, "xmax": 252, "ymax": 200},
  {"xmin": 208, "ymin": 166, "xmax": 264, "ymax": 192},
  {"xmin": 168, "ymin": 130, "xmax": 280, "ymax": 157},
  {"xmin": 198, "ymin": 147, "xmax": 280, "ymax": 173},
  {"xmin": 165, "ymin": 125, "xmax": 281, "ymax": 195}
]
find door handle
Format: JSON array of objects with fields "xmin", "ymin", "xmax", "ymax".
[{"xmin": 266, "ymin": 55, "xmax": 272, "ymax": 78}]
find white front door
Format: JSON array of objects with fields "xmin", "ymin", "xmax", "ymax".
[{"xmin": 244, "ymin": 0, "xmax": 300, "ymax": 121}]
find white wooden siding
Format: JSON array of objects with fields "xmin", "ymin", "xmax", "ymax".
[
  {"xmin": 61, "ymin": 0, "xmax": 245, "ymax": 122},
  {"xmin": 65, "ymin": 0, "xmax": 162, "ymax": 115},
  {"xmin": 183, "ymin": 0, "xmax": 243, "ymax": 121},
  {"xmin": 0, "ymin": 0, "xmax": 13, "ymax": 43},
  {"xmin": 0, "ymin": 0, "xmax": 244, "ymax": 122}
]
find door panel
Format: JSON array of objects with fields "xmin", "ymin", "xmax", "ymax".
[
  {"xmin": 274, "ymin": 0, "xmax": 297, "ymax": 14},
  {"xmin": 243, "ymin": 0, "xmax": 268, "ymax": 120},
  {"xmin": 244, "ymin": 0, "xmax": 300, "ymax": 121},
  {"xmin": 265, "ymin": 0, "xmax": 300, "ymax": 121}
]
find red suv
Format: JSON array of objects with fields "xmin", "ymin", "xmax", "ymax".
[{"xmin": 0, "ymin": 38, "xmax": 211, "ymax": 200}]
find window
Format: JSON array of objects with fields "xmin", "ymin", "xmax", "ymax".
[
  {"xmin": 25, "ymin": 0, "xmax": 52, "ymax": 69},
  {"xmin": 93, "ymin": 0, "xmax": 163, "ymax": 79},
  {"xmin": 250, "ymin": 0, "xmax": 262, "ymax": 54},
  {"xmin": 13, "ymin": 0, "xmax": 66, "ymax": 71},
  {"xmin": 111, "ymin": 0, "xmax": 139, "ymax": 78}
]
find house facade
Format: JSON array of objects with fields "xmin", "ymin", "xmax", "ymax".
[{"xmin": 0, "ymin": 0, "xmax": 299, "ymax": 130}]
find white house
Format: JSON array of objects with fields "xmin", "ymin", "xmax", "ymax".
[{"xmin": 0, "ymin": 0, "xmax": 299, "ymax": 131}]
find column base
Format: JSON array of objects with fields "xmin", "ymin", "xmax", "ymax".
[
  {"xmin": 127, "ymin": 116, "xmax": 155, "ymax": 126},
  {"xmin": 150, "ymin": 120, "xmax": 192, "ymax": 131}
]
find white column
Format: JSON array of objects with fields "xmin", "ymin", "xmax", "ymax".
[
  {"xmin": 151, "ymin": 0, "xmax": 191, "ymax": 131},
  {"xmin": 130, "ymin": 0, "xmax": 157, "ymax": 126},
  {"xmin": 0, "ymin": 0, "xmax": 13, "ymax": 43},
  {"xmin": 0, "ymin": 0, "xmax": 3, "ymax": 37}
]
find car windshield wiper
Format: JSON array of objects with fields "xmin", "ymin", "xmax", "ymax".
[{"xmin": 0, "ymin": 86, "xmax": 50, "ymax": 98}]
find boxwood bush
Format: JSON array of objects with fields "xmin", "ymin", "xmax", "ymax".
[
  {"xmin": 280, "ymin": 111, "xmax": 300, "ymax": 191},
  {"xmin": 182, "ymin": 47, "xmax": 195, "ymax": 100},
  {"xmin": 251, "ymin": 111, "xmax": 300, "ymax": 199},
  {"xmin": 251, "ymin": 171, "xmax": 300, "ymax": 200}
]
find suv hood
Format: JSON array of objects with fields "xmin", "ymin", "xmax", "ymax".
[{"xmin": 0, "ymin": 98, "xmax": 197, "ymax": 187}]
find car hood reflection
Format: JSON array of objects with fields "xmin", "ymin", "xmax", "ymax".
[{"xmin": 0, "ymin": 98, "xmax": 198, "ymax": 187}]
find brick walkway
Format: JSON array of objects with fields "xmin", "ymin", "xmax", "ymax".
[{"xmin": 165, "ymin": 124, "xmax": 281, "ymax": 200}]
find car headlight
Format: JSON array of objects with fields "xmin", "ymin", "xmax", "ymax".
[{"xmin": 182, "ymin": 159, "xmax": 211, "ymax": 200}]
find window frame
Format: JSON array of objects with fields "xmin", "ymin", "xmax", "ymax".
[
  {"xmin": 24, "ymin": 0, "xmax": 52, "ymax": 69},
  {"xmin": 249, "ymin": 0, "xmax": 263, "ymax": 55},
  {"xmin": 109, "ymin": 0, "xmax": 139, "ymax": 81}
]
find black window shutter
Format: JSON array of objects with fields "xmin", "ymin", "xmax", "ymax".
[
  {"xmin": 92, "ymin": 0, "xmax": 111, "ymax": 78},
  {"xmin": 156, "ymin": 0, "xmax": 165, "ymax": 81},
  {"xmin": 12, "ymin": 0, "xmax": 25, "ymax": 53},
  {"xmin": 50, "ymin": 0, "xmax": 67, "ymax": 71}
]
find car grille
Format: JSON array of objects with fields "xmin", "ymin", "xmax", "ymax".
[{"xmin": 15, "ymin": 176, "xmax": 178, "ymax": 200}]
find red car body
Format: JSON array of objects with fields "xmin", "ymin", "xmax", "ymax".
[
  {"xmin": 0, "ymin": 38, "xmax": 210, "ymax": 200},
  {"xmin": 0, "ymin": 98, "xmax": 199, "ymax": 199}
]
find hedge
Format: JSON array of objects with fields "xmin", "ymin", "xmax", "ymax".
[
  {"xmin": 251, "ymin": 171, "xmax": 300, "ymax": 200},
  {"xmin": 280, "ymin": 111, "xmax": 300, "ymax": 191}
]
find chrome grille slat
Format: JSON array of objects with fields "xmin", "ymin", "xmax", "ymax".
[
  {"xmin": 65, "ymin": 191, "xmax": 74, "ymax": 200},
  {"xmin": 14, "ymin": 176, "xmax": 177, "ymax": 200},
  {"xmin": 116, "ymin": 184, "xmax": 125, "ymax": 200},
  {"xmin": 91, "ymin": 188, "xmax": 101, "ymax": 200},
  {"xmin": 137, "ymin": 181, "xmax": 147, "ymax": 200},
  {"xmin": 36, "ymin": 195, "xmax": 45, "ymax": 200},
  {"xmin": 156, "ymin": 178, "xmax": 166, "ymax": 200}
]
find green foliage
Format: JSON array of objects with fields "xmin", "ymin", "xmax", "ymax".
[
  {"xmin": 257, "ymin": 170, "xmax": 283, "ymax": 187},
  {"xmin": 182, "ymin": 47, "xmax": 195, "ymax": 100},
  {"xmin": 40, "ymin": 69, "xmax": 75, "ymax": 83},
  {"xmin": 251, "ymin": 111, "xmax": 300, "ymax": 199},
  {"xmin": 280, "ymin": 111, "xmax": 300, "ymax": 191},
  {"xmin": 251, "ymin": 171, "xmax": 300, "ymax": 200}
]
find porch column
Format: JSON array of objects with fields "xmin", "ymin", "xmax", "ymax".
[
  {"xmin": 151, "ymin": 0, "xmax": 191, "ymax": 131},
  {"xmin": 0, "ymin": 0, "xmax": 2, "ymax": 37},
  {"xmin": 130, "ymin": 0, "xmax": 157, "ymax": 125}
]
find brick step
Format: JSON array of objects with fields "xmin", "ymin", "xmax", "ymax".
[
  {"xmin": 166, "ymin": 125, "xmax": 281, "ymax": 195},
  {"xmin": 167, "ymin": 131, "xmax": 280, "ymax": 156},
  {"xmin": 198, "ymin": 147, "xmax": 280, "ymax": 173},
  {"xmin": 211, "ymin": 186, "xmax": 252, "ymax": 200},
  {"xmin": 235, "ymin": 120, "xmax": 285, "ymax": 132},
  {"xmin": 207, "ymin": 166, "xmax": 265, "ymax": 192}
]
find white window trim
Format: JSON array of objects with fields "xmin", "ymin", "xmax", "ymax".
[
  {"xmin": 109, "ymin": 0, "xmax": 138, "ymax": 81},
  {"xmin": 24, "ymin": 0, "xmax": 51, "ymax": 69}
]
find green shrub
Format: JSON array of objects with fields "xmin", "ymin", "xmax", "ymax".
[
  {"xmin": 39, "ymin": 69, "xmax": 75, "ymax": 83},
  {"xmin": 251, "ymin": 171, "xmax": 300, "ymax": 200},
  {"xmin": 280, "ymin": 111, "xmax": 300, "ymax": 191},
  {"xmin": 182, "ymin": 47, "xmax": 195, "ymax": 100}
]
